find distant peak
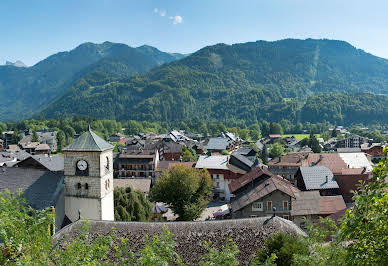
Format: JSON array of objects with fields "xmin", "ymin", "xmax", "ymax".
[{"xmin": 5, "ymin": 60, "xmax": 27, "ymax": 67}]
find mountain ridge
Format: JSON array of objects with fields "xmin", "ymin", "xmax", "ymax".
[
  {"xmin": 38, "ymin": 38, "xmax": 388, "ymax": 125},
  {"xmin": 0, "ymin": 42, "xmax": 185, "ymax": 121}
]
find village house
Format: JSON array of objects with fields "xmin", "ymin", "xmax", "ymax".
[
  {"xmin": 362, "ymin": 143, "xmax": 386, "ymax": 163},
  {"xmin": 195, "ymin": 155, "xmax": 247, "ymax": 201},
  {"xmin": 109, "ymin": 133, "xmax": 125, "ymax": 142},
  {"xmin": 231, "ymin": 174, "xmax": 300, "ymax": 220},
  {"xmin": 159, "ymin": 142, "xmax": 183, "ymax": 161},
  {"xmin": 19, "ymin": 129, "xmax": 58, "ymax": 153},
  {"xmin": 115, "ymin": 147, "xmax": 159, "ymax": 179},
  {"xmin": 19, "ymin": 142, "xmax": 50, "ymax": 155},
  {"xmin": 337, "ymin": 135, "xmax": 372, "ymax": 149},
  {"xmin": 268, "ymin": 152, "xmax": 310, "ymax": 182},
  {"xmin": 291, "ymin": 191, "xmax": 346, "ymax": 228},
  {"xmin": 295, "ymin": 166, "xmax": 339, "ymax": 196}
]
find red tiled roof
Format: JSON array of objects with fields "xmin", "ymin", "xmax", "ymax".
[
  {"xmin": 118, "ymin": 138, "xmax": 129, "ymax": 144},
  {"xmin": 268, "ymin": 153, "xmax": 307, "ymax": 167},
  {"xmin": 305, "ymin": 153, "xmax": 348, "ymax": 174}
]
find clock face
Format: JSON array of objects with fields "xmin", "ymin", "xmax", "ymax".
[{"xmin": 77, "ymin": 160, "xmax": 88, "ymax": 171}]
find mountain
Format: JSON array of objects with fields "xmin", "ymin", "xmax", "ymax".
[
  {"xmin": 5, "ymin": 60, "xmax": 27, "ymax": 67},
  {"xmin": 0, "ymin": 42, "xmax": 184, "ymax": 121},
  {"xmin": 40, "ymin": 39, "xmax": 388, "ymax": 125}
]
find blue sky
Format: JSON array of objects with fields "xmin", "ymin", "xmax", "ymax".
[{"xmin": 1, "ymin": 0, "xmax": 388, "ymax": 66}]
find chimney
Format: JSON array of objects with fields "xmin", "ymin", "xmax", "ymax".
[
  {"xmin": 362, "ymin": 167, "xmax": 366, "ymax": 174},
  {"xmin": 278, "ymin": 157, "xmax": 281, "ymax": 163}
]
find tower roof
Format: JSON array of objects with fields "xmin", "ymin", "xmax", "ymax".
[{"xmin": 63, "ymin": 128, "xmax": 114, "ymax": 152}]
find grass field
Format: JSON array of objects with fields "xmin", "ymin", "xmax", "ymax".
[{"xmin": 282, "ymin": 134, "xmax": 321, "ymax": 140}]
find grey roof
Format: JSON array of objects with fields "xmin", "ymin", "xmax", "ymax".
[
  {"xmin": 195, "ymin": 155, "xmax": 229, "ymax": 170},
  {"xmin": 204, "ymin": 137, "xmax": 229, "ymax": 151},
  {"xmin": 291, "ymin": 191, "xmax": 346, "ymax": 216},
  {"xmin": 63, "ymin": 128, "xmax": 113, "ymax": 152},
  {"xmin": 255, "ymin": 140, "xmax": 264, "ymax": 151},
  {"xmin": 14, "ymin": 154, "xmax": 64, "ymax": 172},
  {"xmin": 236, "ymin": 147, "xmax": 253, "ymax": 155},
  {"xmin": 231, "ymin": 153, "xmax": 254, "ymax": 168},
  {"xmin": 0, "ymin": 168, "xmax": 64, "ymax": 210},
  {"xmin": 54, "ymin": 217, "xmax": 305, "ymax": 265},
  {"xmin": 299, "ymin": 166, "xmax": 339, "ymax": 190}
]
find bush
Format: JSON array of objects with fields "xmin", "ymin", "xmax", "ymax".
[{"xmin": 250, "ymin": 233, "xmax": 308, "ymax": 266}]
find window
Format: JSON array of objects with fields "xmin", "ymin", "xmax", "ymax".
[
  {"xmin": 77, "ymin": 183, "xmax": 81, "ymax": 189},
  {"xmin": 215, "ymin": 182, "xmax": 220, "ymax": 188},
  {"xmin": 283, "ymin": 201, "xmax": 289, "ymax": 210},
  {"xmin": 85, "ymin": 183, "xmax": 89, "ymax": 190},
  {"xmin": 252, "ymin": 202, "xmax": 263, "ymax": 211},
  {"xmin": 250, "ymin": 215, "xmax": 257, "ymax": 218},
  {"xmin": 283, "ymin": 215, "xmax": 290, "ymax": 220},
  {"xmin": 267, "ymin": 201, "xmax": 272, "ymax": 210}
]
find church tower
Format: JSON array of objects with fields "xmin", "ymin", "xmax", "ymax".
[{"xmin": 63, "ymin": 127, "xmax": 114, "ymax": 222}]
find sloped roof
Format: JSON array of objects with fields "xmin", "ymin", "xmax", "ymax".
[
  {"xmin": 0, "ymin": 168, "xmax": 64, "ymax": 210},
  {"xmin": 204, "ymin": 137, "xmax": 229, "ymax": 150},
  {"xmin": 14, "ymin": 155, "xmax": 64, "ymax": 172},
  {"xmin": 63, "ymin": 128, "xmax": 113, "ymax": 152},
  {"xmin": 291, "ymin": 191, "xmax": 346, "ymax": 216},
  {"xmin": 54, "ymin": 217, "xmax": 306, "ymax": 265},
  {"xmin": 229, "ymin": 167, "xmax": 275, "ymax": 193},
  {"xmin": 338, "ymin": 152, "xmax": 373, "ymax": 172},
  {"xmin": 232, "ymin": 175, "xmax": 300, "ymax": 212},
  {"xmin": 305, "ymin": 153, "xmax": 348, "ymax": 174},
  {"xmin": 230, "ymin": 153, "xmax": 254, "ymax": 168},
  {"xmin": 195, "ymin": 155, "xmax": 229, "ymax": 170},
  {"xmin": 299, "ymin": 166, "xmax": 339, "ymax": 190}
]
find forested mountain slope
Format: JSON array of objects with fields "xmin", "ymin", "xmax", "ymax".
[
  {"xmin": 0, "ymin": 42, "xmax": 184, "ymax": 120},
  {"xmin": 40, "ymin": 39, "xmax": 388, "ymax": 125}
]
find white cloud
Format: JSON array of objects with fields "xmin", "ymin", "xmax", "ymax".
[
  {"xmin": 159, "ymin": 10, "xmax": 166, "ymax": 17},
  {"xmin": 154, "ymin": 8, "xmax": 158, "ymax": 13},
  {"xmin": 170, "ymin": 15, "xmax": 183, "ymax": 25}
]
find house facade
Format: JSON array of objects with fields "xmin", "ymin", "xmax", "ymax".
[{"xmin": 231, "ymin": 175, "xmax": 299, "ymax": 220}]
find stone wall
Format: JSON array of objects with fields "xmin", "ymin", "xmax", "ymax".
[{"xmin": 54, "ymin": 217, "xmax": 306, "ymax": 265}]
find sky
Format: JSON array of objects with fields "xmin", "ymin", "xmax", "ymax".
[{"xmin": 1, "ymin": 0, "xmax": 388, "ymax": 66}]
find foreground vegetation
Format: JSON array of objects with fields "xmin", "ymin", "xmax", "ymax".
[{"xmin": 1, "ymin": 148, "xmax": 387, "ymax": 265}]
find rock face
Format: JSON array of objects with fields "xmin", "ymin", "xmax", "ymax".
[{"xmin": 54, "ymin": 217, "xmax": 305, "ymax": 265}]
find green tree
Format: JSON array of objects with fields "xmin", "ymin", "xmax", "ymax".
[
  {"xmin": 250, "ymin": 233, "xmax": 309, "ymax": 266},
  {"xmin": 338, "ymin": 147, "xmax": 388, "ymax": 265},
  {"xmin": 261, "ymin": 144, "xmax": 269, "ymax": 164},
  {"xmin": 182, "ymin": 146, "xmax": 198, "ymax": 162},
  {"xmin": 331, "ymin": 128, "xmax": 337, "ymax": 138},
  {"xmin": 32, "ymin": 130, "xmax": 39, "ymax": 142},
  {"xmin": 56, "ymin": 130, "xmax": 66, "ymax": 152},
  {"xmin": 269, "ymin": 143, "xmax": 284, "ymax": 158},
  {"xmin": 200, "ymin": 238, "xmax": 239, "ymax": 266},
  {"xmin": 269, "ymin": 122, "xmax": 283, "ymax": 135},
  {"xmin": 150, "ymin": 165, "xmax": 213, "ymax": 221},
  {"xmin": 114, "ymin": 187, "xmax": 153, "ymax": 222},
  {"xmin": 308, "ymin": 132, "xmax": 321, "ymax": 153}
]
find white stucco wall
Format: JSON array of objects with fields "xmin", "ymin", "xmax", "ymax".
[{"xmin": 101, "ymin": 191, "xmax": 114, "ymax": 221}]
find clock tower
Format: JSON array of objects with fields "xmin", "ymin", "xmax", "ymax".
[{"xmin": 63, "ymin": 127, "xmax": 114, "ymax": 222}]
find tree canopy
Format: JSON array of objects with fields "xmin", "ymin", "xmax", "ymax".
[{"xmin": 149, "ymin": 165, "xmax": 213, "ymax": 221}]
